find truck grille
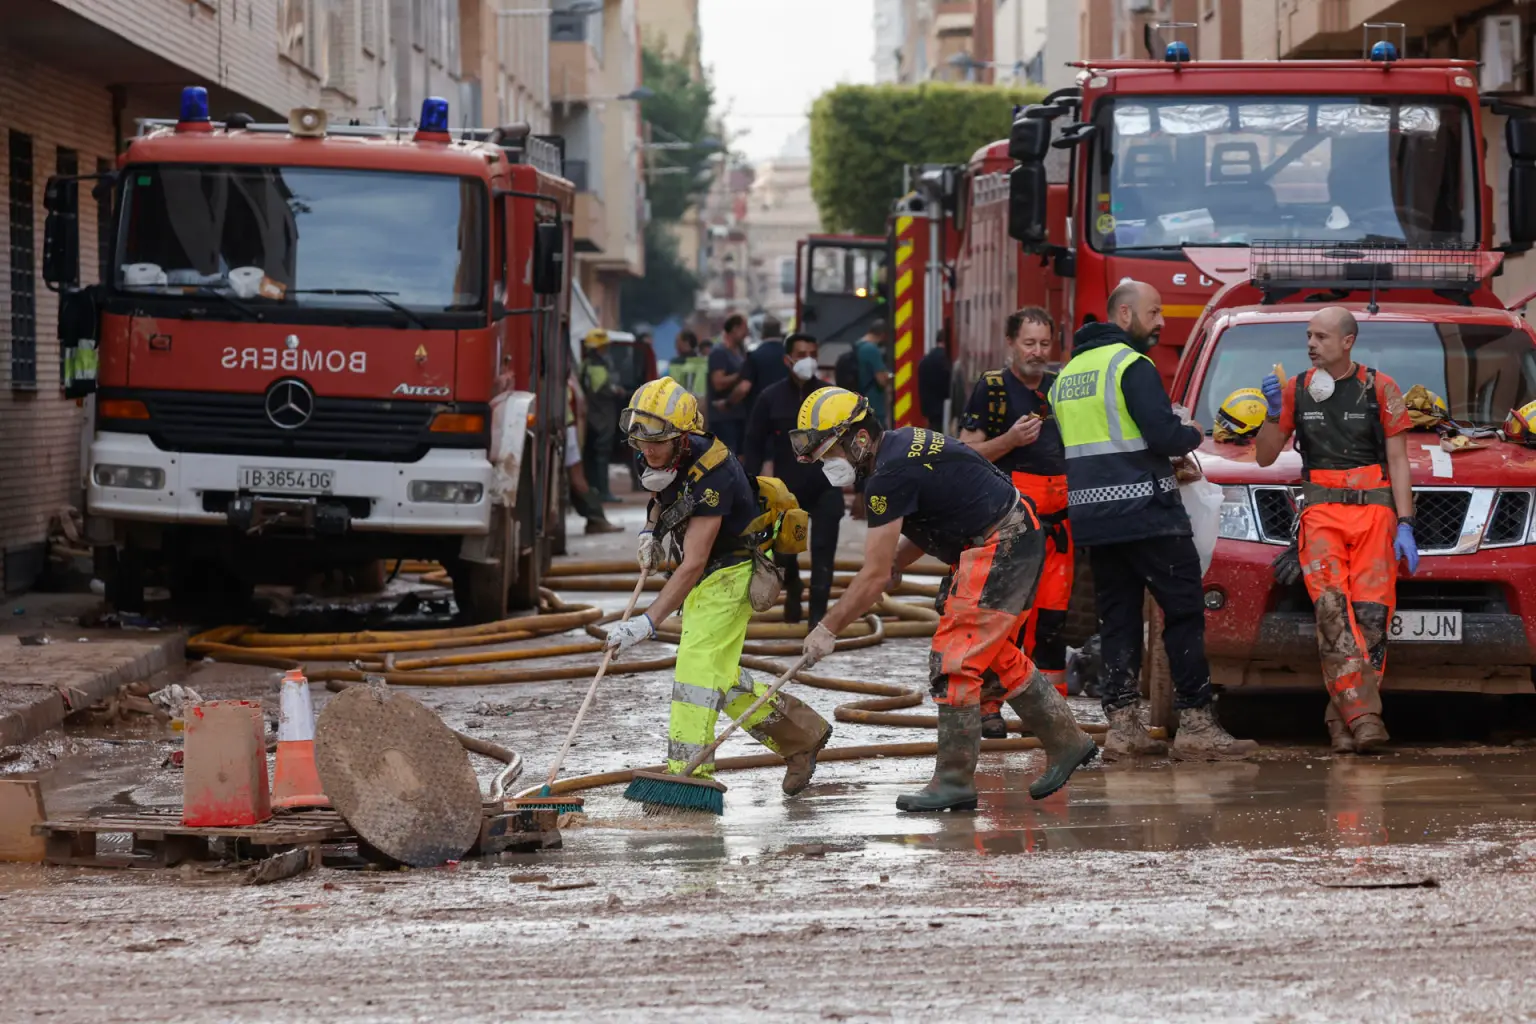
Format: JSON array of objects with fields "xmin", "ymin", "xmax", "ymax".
[
  {"xmin": 1253, "ymin": 487, "xmax": 1297, "ymax": 543},
  {"xmin": 1252, "ymin": 486, "xmax": 1476, "ymax": 553},
  {"xmin": 1484, "ymin": 490, "xmax": 1531, "ymax": 547},
  {"xmin": 98, "ymin": 389, "xmax": 486, "ymax": 463}
]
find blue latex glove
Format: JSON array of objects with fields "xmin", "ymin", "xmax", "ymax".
[
  {"xmin": 1394, "ymin": 522, "xmax": 1419, "ymax": 575},
  {"xmin": 1260, "ymin": 373, "xmax": 1284, "ymax": 419}
]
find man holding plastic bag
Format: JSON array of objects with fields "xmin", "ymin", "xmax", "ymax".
[{"xmin": 1052, "ymin": 281, "xmax": 1257, "ymax": 758}]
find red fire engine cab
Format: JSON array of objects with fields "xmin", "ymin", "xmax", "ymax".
[{"xmin": 41, "ymin": 89, "xmax": 574, "ymax": 622}]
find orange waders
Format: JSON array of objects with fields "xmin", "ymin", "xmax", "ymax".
[
  {"xmin": 1298, "ymin": 465, "xmax": 1397, "ymax": 728},
  {"xmin": 931, "ymin": 503, "xmax": 1047, "ymax": 708},
  {"xmin": 981, "ymin": 473, "xmax": 1072, "ymax": 718}
]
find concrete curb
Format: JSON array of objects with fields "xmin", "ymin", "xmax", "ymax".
[{"xmin": 0, "ymin": 632, "xmax": 187, "ymax": 748}]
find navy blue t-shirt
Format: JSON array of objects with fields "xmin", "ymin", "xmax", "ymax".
[
  {"xmin": 650, "ymin": 433, "xmax": 757, "ymax": 564},
  {"xmin": 862, "ymin": 427, "xmax": 1019, "ymax": 564},
  {"xmin": 960, "ymin": 370, "xmax": 1065, "ymax": 477}
]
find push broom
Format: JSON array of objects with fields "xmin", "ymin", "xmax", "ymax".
[
  {"xmin": 504, "ymin": 570, "xmax": 649, "ymax": 815},
  {"xmin": 623, "ymin": 652, "xmax": 814, "ymax": 816}
]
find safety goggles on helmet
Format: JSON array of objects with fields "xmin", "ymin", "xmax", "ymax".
[
  {"xmin": 619, "ymin": 407, "xmax": 683, "ymax": 444},
  {"xmin": 621, "ymin": 377, "xmax": 702, "ymax": 446},
  {"xmin": 792, "ymin": 386, "xmax": 869, "ymax": 462},
  {"xmin": 1215, "ymin": 388, "xmax": 1267, "ymax": 440}
]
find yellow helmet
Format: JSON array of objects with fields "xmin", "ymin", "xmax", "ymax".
[
  {"xmin": 1505, "ymin": 400, "xmax": 1536, "ymax": 445},
  {"xmin": 792, "ymin": 386, "xmax": 870, "ymax": 462},
  {"xmin": 583, "ymin": 328, "xmax": 610, "ymax": 350},
  {"xmin": 1214, "ymin": 388, "xmax": 1267, "ymax": 443},
  {"xmin": 620, "ymin": 376, "xmax": 701, "ymax": 443}
]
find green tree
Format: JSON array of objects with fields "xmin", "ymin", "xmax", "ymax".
[
  {"xmin": 639, "ymin": 44, "xmax": 716, "ymax": 223},
  {"xmin": 810, "ymin": 82, "xmax": 1044, "ymax": 236}
]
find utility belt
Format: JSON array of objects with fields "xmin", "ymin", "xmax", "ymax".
[
  {"xmin": 1301, "ymin": 482, "xmax": 1396, "ymax": 509},
  {"xmin": 968, "ymin": 500, "xmax": 1031, "ymax": 550}
]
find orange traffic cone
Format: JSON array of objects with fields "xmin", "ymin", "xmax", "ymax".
[{"xmin": 272, "ymin": 668, "xmax": 330, "ymax": 810}]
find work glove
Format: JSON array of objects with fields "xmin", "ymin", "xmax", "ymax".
[
  {"xmin": 1394, "ymin": 522, "xmax": 1420, "ymax": 575},
  {"xmin": 604, "ymin": 613, "xmax": 655, "ymax": 654},
  {"xmin": 802, "ymin": 622, "xmax": 838, "ymax": 668},
  {"xmin": 636, "ymin": 530, "xmax": 663, "ymax": 573},
  {"xmin": 1271, "ymin": 539, "xmax": 1302, "ymax": 586},
  {"xmin": 1260, "ymin": 373, "xmax": 1284, "ymax": 420}
]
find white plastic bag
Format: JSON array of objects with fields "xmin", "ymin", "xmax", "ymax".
[{"xmin": 1181, "ymin": 477, "xmax": 1224, "ymax": 578}]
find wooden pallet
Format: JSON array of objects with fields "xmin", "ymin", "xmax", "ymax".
[{"xmin": 33, "ymin": 808, "xmax": 356, "ymax": 870}]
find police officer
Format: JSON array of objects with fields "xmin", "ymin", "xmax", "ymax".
[
  {"xmin": 793, "ymin": 387, "xmax": 1097, "ymax": 812},
  {"xmin": 604, "ymin": 377, "xmax": 833, "ymax": 793},
  {"xmin": 742, "ymin": 332, "xmax": 842, "ymax": 628},
  {"xmin": 960, "ymin": 307, "xmax": 1072, "ymax": 740},
  {"xmin": 1053, "ymin": 281, "xmax": 1257, "ymax": 758},
  {"xmin": 1256, "ymin": 306, "xmax": 1416, "ymax": 753}
]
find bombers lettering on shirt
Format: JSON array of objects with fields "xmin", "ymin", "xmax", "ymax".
[
  {"xmin": 220, "ymin": 347, "xmax": 368, "ymax": 373},
  {"xmin": 907, "ymin": 427, "xmax": 945, "ymax": 458}
]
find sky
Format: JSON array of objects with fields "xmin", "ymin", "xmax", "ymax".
[{"xmin": 698, "ymin": 0, "xmax": 875, "ymax": 163}]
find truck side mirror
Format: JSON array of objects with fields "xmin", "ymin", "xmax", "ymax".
[
  {"xmin": 1511, "ymin": 164, "xmax": 1536, "ymax": 246},
  {"xmin": 1507, "ymin": 117, "xmax": 1536, "ymax": 162},
  {"xmin": 532, "ymin": 221, "xmax": 565, "ymax": 295},
  {"xmin": 42, "ymin": 176, "xmax": 80, "ymax": 291},
  {"xmin": 1008, "ymin": 112, "xmax": 1051, "ymax": 163},
  {"xmin": 1008, "ymin": 163, "xmax": 1047, "ymax": 249}
]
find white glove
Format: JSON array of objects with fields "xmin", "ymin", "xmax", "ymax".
[
  {"xmin": 605, "ymin": 613, "xmax": 654, "ymax": 653},
  {"xmin": 637, "ymin": 530, "xmax": 663, "ymax": 573},
  {"xmin": 802, "ymin": 623, "xmax": 838, "ymax": 667}
]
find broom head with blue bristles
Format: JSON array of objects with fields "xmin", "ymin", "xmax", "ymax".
[
  {"xmin": 503, "ymin": 782, "xmax": 585, "ymax": 815},
  {"xmin": 623, "ymin": 769, "xmax": 727, "ymax": 815}
]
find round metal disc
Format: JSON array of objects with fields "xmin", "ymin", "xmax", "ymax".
[{"xmin": 315, "ymin": 685, "xmax": 482, "ymax": 868}]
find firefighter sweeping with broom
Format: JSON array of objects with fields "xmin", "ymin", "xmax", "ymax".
[
  {"xmin": 605, "ymin": 377, "xmax": 832, "ymax": 813},
  {"xmin": 792, "ymin": 386, "xmax": 1098, "ymax": 812}
]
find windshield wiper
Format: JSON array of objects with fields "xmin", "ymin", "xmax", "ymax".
[
  {"xmin": 188, "ymin": 286, "xmax": 263, "ymax": 321},
  {"xmin": 288, "ymin": 289, "xmax": 428, "ymax": 329}
]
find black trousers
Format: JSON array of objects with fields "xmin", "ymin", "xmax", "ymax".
[
  {"xmin": 1088, "ymin": 535, "xmax": 1213, "ymax": 713},
  {"xmin": 776, "ymin": 487, "xmax": 844, "ymax": 623},
  {"xmin": 583, "ymin": 418, "xmax": 616, "ymax": 497}
]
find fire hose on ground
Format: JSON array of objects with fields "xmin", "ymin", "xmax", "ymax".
[{"xmin": 187, "ymin": 562, "xmax": 1151, "ymax": 805}]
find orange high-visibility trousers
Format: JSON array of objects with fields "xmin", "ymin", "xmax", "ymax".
[
  {"xmin": 983, "ymin": 473, "xmax": 1072, "ymax": 713},
  {"xmin": 1299, "ymin": 495, "xmax": 1397, "ymax": 725},
  {"xmin": 931, "ymin": 505, "xmax": 1046, "ymax": 707}
]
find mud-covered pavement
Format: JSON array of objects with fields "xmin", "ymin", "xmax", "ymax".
[{"xmin": 4, "ymin": 499, "xmax": 1536, "ymax": 1022}]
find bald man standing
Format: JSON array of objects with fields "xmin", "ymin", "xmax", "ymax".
[
  {"xmin": 1257, "ymin": 307, "xmax": 1417, "ymax": 754},
  {"xmin": 1053, "ymin": 281, "xmax": 1257, "ymax": 759}
]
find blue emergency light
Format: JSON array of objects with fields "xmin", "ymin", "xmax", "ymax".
[
  {"xmin": 1370, "ymin": 40, "xmax": 1398, "ymax": 61},
  {"xmin": 180, "ymin": 86, "xmax": 210, "ymax": 123},
  {"xmin": 1164, "ymin": 41, "xmax": 1191, "ymax": 63},
  {"xmin": 420, "ymin": 97, "xmax": 450, "ymax": 133}
]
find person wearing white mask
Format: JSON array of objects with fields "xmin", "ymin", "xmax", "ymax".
[{"xmin": 743, "ymin": 333, "xmax": 844, "ymax": 628}]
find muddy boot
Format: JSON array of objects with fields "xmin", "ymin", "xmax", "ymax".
[
  {"xmin": 807, "ymin": 585, "xmax": 831, "ymax": 631},
  {"xmin": 781, "ymin": 722, "xmax": 832, "ymax": 795},
  {"xmin": 1171, "ymin": 704, "xmax": 1260, "ymax": 759},
  {"xmin": 1350, "ymin": 713, "xmax": 1389, "ymax": 753},
  {"xmin": 896, "ymin": 704, "xmax": 980, "ymax": 812},
  {"xmin": 1007, "ymin": 673, "xmax": 1099, "ymax": 800},
  {"xmin": 584, "ymin": 516, "xmax": 623, "ymax": 535},
  {"xmin": 980, "ymin": 710, "xmax": 1008, "ymax": 740},
  {"xmin": 1325, "ymin": 703, "xmax": 1355, "ymax": 753},
  {"xmin": 1103, "ymin": 703, "xmax": 1168, "ymax": 760}
]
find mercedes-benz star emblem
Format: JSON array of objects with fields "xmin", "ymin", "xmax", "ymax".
[{"xmin": 265, "ymin": 379, "xmax": 315, "ymax": 430}]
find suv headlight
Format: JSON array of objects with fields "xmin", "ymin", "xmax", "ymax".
[{"xmin": 1217, "ymin": 485, "xmax": 1259, "ymax": 541}]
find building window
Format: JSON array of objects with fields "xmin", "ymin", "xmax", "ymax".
[
  {"xmin": 8, "ymin": 130, "xmax": 37, "ymax": 389},
  {"xmin": 278, "ymin": 0, "xmax": 339, "ymax": 82}
]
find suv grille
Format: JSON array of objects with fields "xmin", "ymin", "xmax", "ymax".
[
  {"xmin": 1253, "ymin": 486, "xmax": 1476, "ymax": 553},
  {"xmin": 1253, "ymin": 487, "xmax": 1297, "ymax": 543},
  {"xmin": 1413, "ymin": 490, "xmax": 1471, "ymax": 550},
  {"xmin": 1485, "ymin": 490, "xmax": 1531, "ymax": 546}
]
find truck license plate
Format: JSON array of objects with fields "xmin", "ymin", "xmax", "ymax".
[
  {"xmin": 1390, "ymin": 610, "xmax": 1462, "ymax": 643},
  {"xmin": 239, "ymin": 467, "xmax": 334, "ymax": 494}
]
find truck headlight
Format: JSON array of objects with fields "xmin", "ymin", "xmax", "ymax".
[
  {"xmin": 1217, "ymin": 485, "xmax": 1259, "ymax": 541},
  {"xmin": 408, "ymin": 480, "xmax": 484, "ymax": 504},
  {"xmin": 93, "ymin": 464, "xmax": 165, "ymax": 490}
]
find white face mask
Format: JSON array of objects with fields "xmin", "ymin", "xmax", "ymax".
[
  {"xmin": 821, "ymin": 457, "xmax": 856, "ymax": 488},
  {"xmin": 1307, "ymin": 369, "xmax": 1336, "ymax": 403},
  {"xmin": 791, "ymin": 356, "xmax": 818, "ymax": 381},
  {"xmin": 640, "ymin": 467, "xmax": 678, "ymax": 491}
]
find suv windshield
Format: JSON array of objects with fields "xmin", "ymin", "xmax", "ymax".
[
  {"xmin": 1091, "ymin": 96, "xmax": 1476, "ymax": 252},
  {"xmin": 1197, "ymin": 320, "xmax": 1536, "ymax": 431},
  {"xmin": 116, "ymin": 165, "xmax": 486, "ymax": 312}
]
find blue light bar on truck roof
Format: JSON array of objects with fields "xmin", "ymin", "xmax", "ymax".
[
  {"xmin": 180, "ymin": 86, "xmax": 209, "ymax": 124},
  {"xmin": 1249, "ymin": 240, "xmax": 1499, "ymax": 293},
  {"xmin": 419, "ymin": 97, "xmax": 450, "ymax": 134}
]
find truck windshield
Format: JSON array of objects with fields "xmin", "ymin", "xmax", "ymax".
[
  {"xmin": 1091, "ymin": 96, "xmax": 1476, "ymax": 252},
  {"xmin": 1196, "ymin": 320, "xmax": 1536, "ymax": 430},
  {"xmin": 115, "ymin": 165, "xmax": 486, "ymax": 313}
]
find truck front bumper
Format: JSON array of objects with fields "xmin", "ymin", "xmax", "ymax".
[{"xmin": 87, "ymin": 432, "xmax": 493, "ymax": 535}]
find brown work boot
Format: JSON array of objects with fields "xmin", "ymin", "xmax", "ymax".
[
  {"xmin": 980, "ymin": 710, "xmax": 1009, "ymax": 740},
  {"xmin": 781, "ymin": 722, "xmax": 832, "ymax": 796},
  {"xmin": 1103, "ymin": 703, "xmax": 1168, "ymax": 760},
  {"xmin": 1350, "ymin": 713, "xmax": 1389, "ymax": 753},
  {"xmin": 1006, "ymin": 672, "xmax": 1099, "ymax": 799},
  {"xmin": 896, "ymin": 704, "xmax": 980, "ymax": 812},
  {"xmin": 1325, "ymin": 704, "xmax": 1356, "ymax": 754},
  {"xmin": 584, "ymin": 517, "xmax": 623, "ymax": 534},
  {"xmin": 1172, "ymin": 704, "xmax": 1259, "ymax": 759}
]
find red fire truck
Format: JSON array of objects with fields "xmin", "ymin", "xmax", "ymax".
[{"xmin": 41, "ymin": 88, "xmax": 575, "ymax": 622}]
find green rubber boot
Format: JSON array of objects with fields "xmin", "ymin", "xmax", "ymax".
[
  {"xmin": 896, "ymin": 704, "xmax": 981, "ymax": 813},
  {"xmin": 1007, "ymin": 671, "xmax": 1099, "ymax": 800}
]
